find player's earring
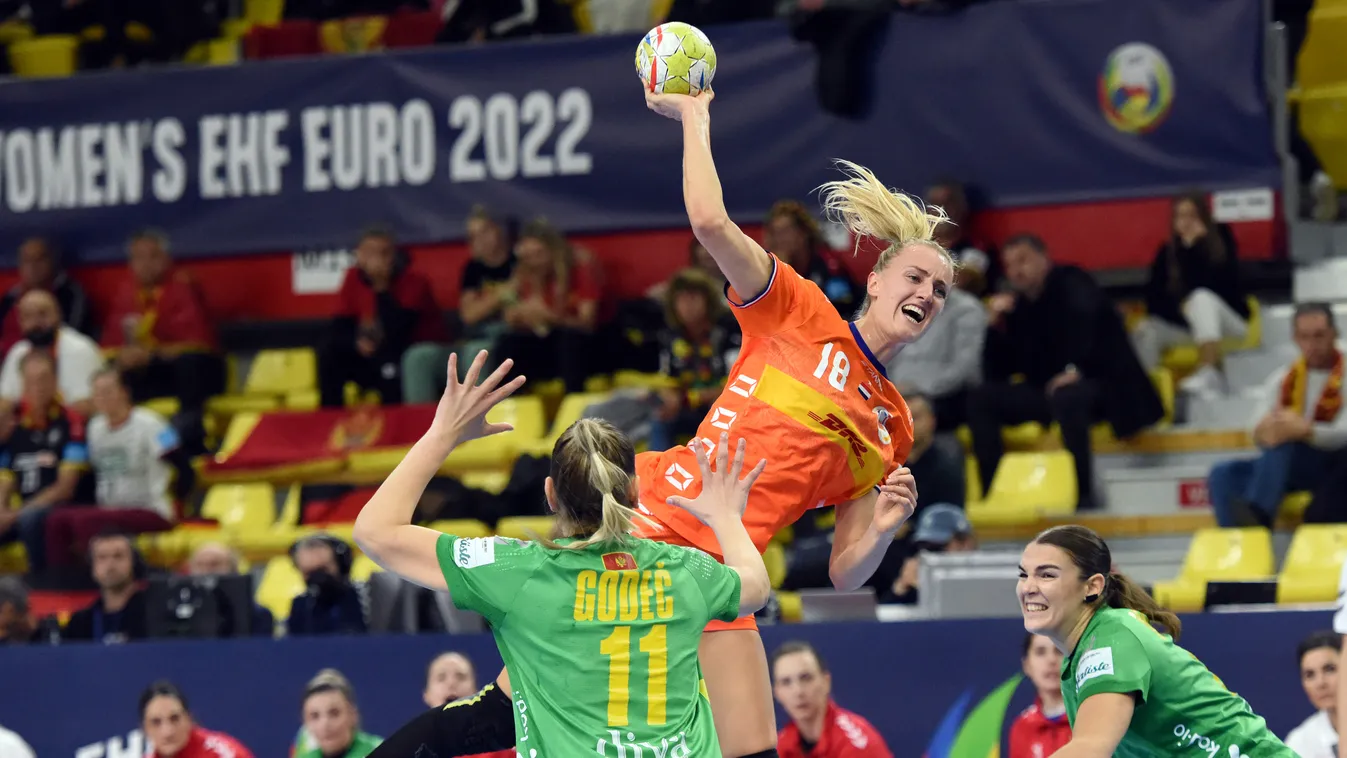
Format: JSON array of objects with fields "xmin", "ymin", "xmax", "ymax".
[{"xmin": 1084, "ymin": 593, "xmax": 1100, "ymax": 603}]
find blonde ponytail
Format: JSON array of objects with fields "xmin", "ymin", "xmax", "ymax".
[
  {"xmin": 818, "ymin": 160, "xmax": 955, "ymax": 316},
  {"xmin": 538, "ymin": 419, "xmax": 653, "ymax": 551}
]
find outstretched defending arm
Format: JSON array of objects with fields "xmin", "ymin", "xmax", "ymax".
[{"xmin": 648, "ymin": 91, "xmax": 773, "ymax": 302}]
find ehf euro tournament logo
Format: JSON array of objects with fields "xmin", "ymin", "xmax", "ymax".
[
  {"xmin": 1098, "ymin": 42, "xmax": 1175, "ymax": 134},
  {"xmin": 923, "ymin": 675, "xmax": 1024, "ymax": 758}
]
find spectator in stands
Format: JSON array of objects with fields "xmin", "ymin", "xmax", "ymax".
[
  {"xmin": 1285, "ymin": 630, "xmax": 1340, "ymax": 758},
  {"xmin": 899, "ymin": 394, "xmax": 965, "ymax": 511},
  {"xmin": 0, "ymin": 723, "xmax": 34, "ymax": 758},
  {"xmin": 0, "ymin": 351, "xmax": 88, "ymax": 577},
  {"xmin": 882, "ymin": 503, "xmax": 975, "ymax": 605},
  {"xmin": 0, "ymin": 290, "xmax": 103, "ymax": 419},
  {"xmin": 0, "ymin": 576, "xmax": 34, "ymax": 645},
  {"xmin": 186, "ymin": 542, "xmax": 275, "ymax": 638},
  {"xmin": 423, "ymin": 651, "xmax": 482, "ymax": 707},
  {"xmin": 44, "ymin": 368, "xmax": 183, "ymax": 573},
  {"xmin": 927, "ymin": 181, "xmax": 999, "ymax": 298},
  {"xmin": 1207, "ymin": 304, "xmax": 1347, "ymax": 528},
  {"xmin": 62, "ymin": 530, "xmax": 148, "ymax": 643},
  {"xmin": 497, "ymin": 218, "xmax": 601, "ymax": 393},
  {"xmin": 287, "ymin": 534, "xmax": 366, "ymax": 637},
  {"xmin": 968, "ymin": 233, "xmax": 1163, "ymax": 511},
  {"xmin": 766, "ymin": 200, "xmax": 862, "ymax": 317},
  {"xmin": 772, "ymin": 640, "xmax": 893, "ymax": 758},
  {"xmin": 140, "ymin": 680, "xmax": 255, "ymax": 758},
  {"xmin": 402, "ymin": 204, "xmax": 518, "ymax": 401},
  {"xmin": 886, "ymin": 272, "xmax": 986, "ymax": 430},
  {"xmin": 293, "ymin": 669, "xmax": 382, "ymax": 758},
  {"xmin": 649, "ymin": 269, "xmax": 734, "ymax": 451},
  {"xmin": 648, "ymin": 238, "xmax": 727, "ymax": 302},
  {"xmin": 0, "ymin": 237, "xmax": 91, "ymax": 357},
  {"xmin": 322, "ymin": 226, "xmax": 446, "ymax": 408},
  {"xmin": 1132, "ymin": 193, "xmax": 1249, "ymax": 395},
  {"xmin": 102, "ymin": 229, "xmax": 222, "ymax": 454},
  {"xmin": 1008, "ymin": 633, "xmax": 1071, "ymax": 758},
  {"xmin": 35, "ymin": 0, "xmax": 218, "ymax": 69},
  {"xmin": 436, "ymin": 0, "xmax": 575, "ymax": 44}
]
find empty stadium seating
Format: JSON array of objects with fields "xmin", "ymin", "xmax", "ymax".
[
  {"xmin": 201, "ymin": 483, "xmax": 277, "ymax": 532},
  {"xmin": 1276, "ymin": 524, "xmax": 1347, "ymax": 604},
  {"xmin": 496, "ymin": 516, "xmax": 555, "ymax": 542},
  {"xmin": 966, "ymin": 451, "xmax": 1076, "ymax": 527},
  {"xmin": 1152, "ymin": 528, "xmax": 1275, "ymax": 612},
  {"xmin": 1294, "ymin": 3, "xmax": 1347, "ymax": 190},
  {"xmin": 9, "ymin": 35, "xmax": 79, "ymax": 78}
]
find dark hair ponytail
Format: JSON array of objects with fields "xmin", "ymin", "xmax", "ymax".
[
  {"xmin": 138, "ymin": 680, "xmax": 189, "ymax": 721},
  {"xmin": 1033, "ymin": 526, "xmax": 1182, "ymax": 641}
]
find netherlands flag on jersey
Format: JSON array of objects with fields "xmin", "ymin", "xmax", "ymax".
[{"xmin": 857, "ymin": 384, "xmax": 872, "ymax": 400}]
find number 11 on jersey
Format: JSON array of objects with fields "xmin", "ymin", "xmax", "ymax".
[{"xmin": 813, "ymin": 342, "xmax": 850, "ymax": 392}]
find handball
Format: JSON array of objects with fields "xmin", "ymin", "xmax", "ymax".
[{"xmin": 635, "ymin": 22, "xmax": 716, "ymax": 96}]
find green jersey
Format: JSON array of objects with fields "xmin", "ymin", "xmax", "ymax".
[
  {"xmin": 291, "ymin": 728, "xmax": 381, "ymax": 758},
  {"xmin": 1061, "ymin": 607, "xmax": 1295, "ymax": 757},
  {"xmin": 436, "ymin": 533, "xmax": 742, "ymax": 758}
]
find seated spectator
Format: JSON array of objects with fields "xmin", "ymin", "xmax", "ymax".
[
  {"xmin": 649, "ymin": 269, "xmax": 734, "ymax": 451},
  {"xmin": 498, "ymin": 219, "xmax": 601, "ymax": 393},
  {"xmin": 62, "ymin": 530, "xmax": 148, "ymax": 643},
  {"xmin": 287, "ymin": 534, "xmax": 367, "ymax": 637},
  {"xmin": 44, "ymin": 368, "xmax": 182, "ymax": 573},
  {"xmin": 0, "ymin": 723, "xmax": 34, "ymax": 758},
  {"xmin": 321, "ymin": 227, "xmax": 447, "ymax": 408},
  {"xmin": 0, "ymin": 576, "xmax": 35, "ymax": 645},
  {"xmin": 0, "ymin": 290, "xmax": 103, "ymax": 419},
  {"xmin": 423, "ymin": 651, "xmax": 482, "ymax": 708},
  {"xmin": 186, "ymin": 542, "xmax": 276, "ymax": 638},
  {"xmin": 101, "ymin": 229, "xmax": 222, "ymax": 453},
  {"xmin": 1008, "ymin": 634, "xmax": 1071, "ymax": 758},
  {"xmin": 899, "ymin": 393, "xmax": 965, "ymax": 512},
  {"xmin": 292, "ymin": 669, "xmax": 382, "ymax": 758},
  {"xmin": 1207, "ymin": 304, "xmax": 1347, "ymax": 527},
  {"xmin": 140, "ymin": 680, "xmax": 255, "ymax": 758},
  {"xmin": 0, "ymin": 237, "xmax": 92, "ymax": 356},
  {"xmin": 0, "ymin": 351, "xmax": 88, "ymax": 577},
  {"xmin": 766, "ymin": 200, "xmax": 862, "ymax": 317},
  {"xmin": 1285, "ymin": 630, "xmax": 1340, "ymax": 758},
  {"xmin": 882, "ymin": 503, "xmax": 976, "ymax": 605},
  {"xmin": 927, "ymin": 180, "xmax": 999, "ymax": 298},
  {"xmin": 647, "ymin": 238, "xmax": 727, "ymax": 302},
  {"xmin": 772, "ymin": 641, "xmax": 892, "ymax": 758},
  {"xmin": 1132, "ymin": 193, "xmax": 1249, "ymax": 394},
  {"xmin": 968, "ymin": 234, "xmax": 1162, "ymax": 511},
  {"xmin": 886, "ymin": 273, "xmax": 986, "ymax": 429},
  {"xmin": 403, "ymin": 205, "xmax": 517, "ymax": 402}
]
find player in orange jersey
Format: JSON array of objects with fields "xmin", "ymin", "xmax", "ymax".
[{"xmin": 364, "ymin": 88, "xmax": 954, "ymax": 758}]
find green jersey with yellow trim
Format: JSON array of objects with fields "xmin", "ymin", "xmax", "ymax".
[
  {"xmin": 435, "ymin": 533, "xmax": 741, "ymax": 758},
  {"xmin": 1061, "ymin": 607, "xmax": 1295, "ymax": 757}
]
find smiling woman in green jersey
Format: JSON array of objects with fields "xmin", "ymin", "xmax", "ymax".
[
  {"xmin": 1016, "ymin": 525, "xmax": 1296, "ymax": 758},
  {"xmin": 353, "ymin": 350, "xmax": 773, "ymax": 758}
]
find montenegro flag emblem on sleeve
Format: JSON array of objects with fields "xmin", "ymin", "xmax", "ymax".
[{"xmin": 602, "ymin": 552, "xmax": 637, "ymax": 571}]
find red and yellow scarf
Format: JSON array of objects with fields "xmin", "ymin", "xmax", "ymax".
[{"xmin": 1280, "ymin": 350, "xmax": 1345, "ymax": 422}]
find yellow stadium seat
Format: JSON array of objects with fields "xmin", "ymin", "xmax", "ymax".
[
  {"xmin": 351, "ymin": 552, "xmax": 380, "ymax": 582},
  {"xmin": 461, "ymin": 471, "xmax": 510, "ymax": 494},
  {"xmin": 221, "ymin": 19, "xmax": 253, "ymax": 39},
  {"xmin": 255, "ymin": 556, "xmax": 305, "ymax": 621},
  {"xmin": 1298, "ymin": 83, "xmax": 1347, "ymax": 192},
  {"xmin": 277, "ymin": 483, "xmax": 302, "ymax": 527},
  {"xmin": 141, "ymin": 397, "xmax": 180, "ymax": 419},
  {"xmin": 613, "ymin": 371, "xmax": 679, "ymax": 390},
  {"xmin": 0, "ymin": 20, "xmax": 33, "ymax": 45},
  {"xmin": 496, "ymin": 516, "xmax": 555, "ymax": 542},
  {"xmin": 1280, "ymin": 491, "xmax": 1313, "ymax": 522},
  {"xmin": 1152, "ymin": 528, "xmax": 1275, "ymax": 612},
  {"xmin": 1297, "ymin": 4, "xmax": 1347, "ymax": 91},
  {"xmin": 249, "ymin": 348, "xmax": 319, "ymax": 395},
  {"xmin": 319, "ymin": 16, "xmax": 388, "ymax": 54},
  {"xmin": 427, "ymin": 519, "xmax": 492, "ymax": 539},
  {"xmin": 1277, "ymin": 525, "xmax": 1347, "ymax": 604},
  {"xmin": 955, "ymin": 423, "xmax": 1046, "ymax": 452},
  {"xmin": 967, "ymin": 451, "xmax": 1076, "ymax": 527},
  {"xmin": 215, "ymin": 412, "xmax": 262, "ymax": 462},
  {"xmin": 0, "ymin": 542, "xmax": 27, "ymax": 573},
  {"xmin": 232, "ymin": 526, "xmax": 306, "ymax": 560},
  {"xmin": 9, "ymin": 35, "xmax": 79, "ymax": 78},
  {"xmin": 965, "ymin": 455, "xmax": 983, "ymax": 505},
  {"xmin": 764, "ymin": 541, "xmax": 786, "ymax": 589},
  {"xmin": 440, "ymin": 396, "xmax": 547, "ymax": 473},
  {"xmin": 1151, "ymin": 368, "xmax": 1175, "ymax": 424},
  {"xmin": 205, "ymin": 38, "xmax": 239, "ymax": 65},
  {"xmin": 777, "ymin": 591, "xmax": 802, "ymax": 623},
  {"xmin": 520, "ymin": 392, "xmax": 609, "ymax": 458},
  {"xmin": 1163, "ymin": 298, "xmax": 1262, "ymax": 373},
  {"xmin": 245, "ymin": 0, "xmax": 286, "ymax": 25},
  {"xmin": 200, "ymin": 483, "xmax": 276, "ymax": 532},
  {"xmin": 584, "ymin": 375, "xmax": 613, "ymax": 393}
]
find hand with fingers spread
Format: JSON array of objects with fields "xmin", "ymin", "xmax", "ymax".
[
  {"xmin": 665, "ymin": 433, "xmax": 766, "ymax": 528},
  {"xmin": 430, "ymin": 350, "xmax": 528, "ymax": 447},
  {"xmin": 874, "ymin": 467, "xmax": 918, "ymax": 535}
]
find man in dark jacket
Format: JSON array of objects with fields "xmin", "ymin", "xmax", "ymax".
[{"xmin": 967, "ymin": 233, "xmax": 1163, "ymax": 511}]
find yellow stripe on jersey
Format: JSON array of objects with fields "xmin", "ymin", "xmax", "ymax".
[{"xmin": 753, "ymin": 365, "xmax": 885, "ymax": 498}]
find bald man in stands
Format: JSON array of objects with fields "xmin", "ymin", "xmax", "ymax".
[{"xmin": 0, "ymin": 290, "xmax": 103, "ymax": 418}]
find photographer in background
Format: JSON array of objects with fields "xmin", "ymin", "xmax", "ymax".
[{"xmin": 287, "ymin": 534, "xmax": 366, "ymax": 637}]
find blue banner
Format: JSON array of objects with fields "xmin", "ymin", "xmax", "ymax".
[
  {"xmin": 0, "ymin": 610, "xmax": 1329, "ymax": 757},
  {"xmin": 0, "ymin": 0, "xmax": 1276, "ymax": 264}
]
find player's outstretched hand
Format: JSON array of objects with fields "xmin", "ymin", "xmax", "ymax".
[
  {"xmin": 874, "ymin": 467, "xmax": 918, "ymax": 535},
  {"xmin": 645, "ymin": 88, "xmax": 714, "ymax": 122},
  {"xmin": 666, "ymin": 432, "xmax": 765, "ymax": 527},
  {"xmin": 430, "ymin": 350, "xmax": 527, "ymax": 447}
]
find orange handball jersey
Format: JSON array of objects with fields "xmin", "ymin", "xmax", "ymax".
[{"xmin": 637, "ymin": 254, "xmax": 914, "ymax": 556}]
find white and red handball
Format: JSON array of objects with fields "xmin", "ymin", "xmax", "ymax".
[{"xmin": 635, "ymin": 22, "xmax": 717, "ymax": 96}]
